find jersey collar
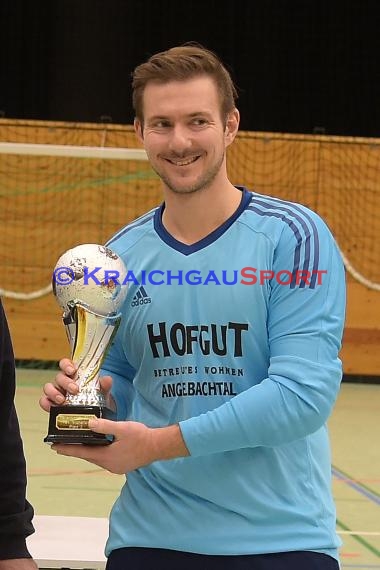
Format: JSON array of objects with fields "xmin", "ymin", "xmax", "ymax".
[{"xmin": 153, "ymin": 186, "xmax": 252, "ymax": 255}]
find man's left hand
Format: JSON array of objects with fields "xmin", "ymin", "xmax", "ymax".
[{"xmin": 51, "ymin": 419, "xmax": 189, "ymax": 474}]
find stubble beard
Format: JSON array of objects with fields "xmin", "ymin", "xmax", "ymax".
[{"xmin": 152, "ymin": 151, "xmax": 226, "ymax": 195}]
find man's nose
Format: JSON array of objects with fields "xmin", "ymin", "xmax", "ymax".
[{"xmin": 168, "ymin": 125, "xmax": 192, "ymax": 153}]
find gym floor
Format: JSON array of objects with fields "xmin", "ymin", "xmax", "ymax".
[{"xmin": 16, "ymin": 369, "xmax": 380, "ymax": 569}]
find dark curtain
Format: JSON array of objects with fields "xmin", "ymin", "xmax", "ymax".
[{"xmin": 0, "ymin": 0, "xmax": 379, "ymax": 136}]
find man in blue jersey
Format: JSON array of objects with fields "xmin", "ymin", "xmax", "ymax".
[{"xmin": 40, "ymin": 44, "xmax": 346, "ymax": 569}]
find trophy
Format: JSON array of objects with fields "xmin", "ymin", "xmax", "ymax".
[{"xmin": 44, "ymin": 243, "xmax": 128, "ymax": 445}]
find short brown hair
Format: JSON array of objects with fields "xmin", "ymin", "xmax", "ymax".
[{"xmin": 132, "ymin": 43, "xmax": 238, "ymax": 122}]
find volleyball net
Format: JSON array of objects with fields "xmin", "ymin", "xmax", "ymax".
[
  {"xmin": 0, "ymin": 120, "xmax": 160, "ymax": 300},
  {"xmin": 1, "ymin": 119, "xmax": 380, "ymax": 301}
]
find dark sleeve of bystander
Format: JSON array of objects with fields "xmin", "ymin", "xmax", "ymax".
[{"xmin": 0, "ymin": 299, "xmax": 35, "ymax": 560}]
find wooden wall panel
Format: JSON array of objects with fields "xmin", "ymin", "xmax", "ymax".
[
  {"xmin": 1, "ymin": 121, "xmax": 379, "ymax": 374},
  {"xmin": 3, "ymin": 279, "xmax": 380, "ymax": 374}
]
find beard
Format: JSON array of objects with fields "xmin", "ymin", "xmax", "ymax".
[{"xmin": 150, "ymin": 150, "xmax": 225, "ymax": 195}]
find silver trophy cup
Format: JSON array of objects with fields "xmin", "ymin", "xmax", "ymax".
[{"xmin": 44, "ymin": 243, "xmax": 128, "ymax": 445}]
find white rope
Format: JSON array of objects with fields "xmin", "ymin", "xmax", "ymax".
[
  {"xmin": 0, "ymin": 142, "xmax": 148, "ymax": 161},
  {"xmin": 338, "ymin": 246, "xmax": 380, "ymax": 291},
  {"xmin": 0, "ymin": 284, "xmax": 52, "ymax": 300}
]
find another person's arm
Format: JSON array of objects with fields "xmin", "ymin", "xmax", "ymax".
[{"xmin": 0, "ymin": 300, "xmax": 37, "ymax": 568}]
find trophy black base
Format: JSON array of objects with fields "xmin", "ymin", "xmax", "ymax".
[{"xmin": 44, "ymin": 405, "xmax": 114, "ymax": 445}]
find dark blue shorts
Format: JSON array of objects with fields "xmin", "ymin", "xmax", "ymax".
[{"xmin": 106, "ymin": 547, "xmax": 339, "ymax": 569}]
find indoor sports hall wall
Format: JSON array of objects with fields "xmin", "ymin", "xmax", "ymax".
[{"xmin": 1, "ymin": 119, "xmax": 379, "ymax": 376}]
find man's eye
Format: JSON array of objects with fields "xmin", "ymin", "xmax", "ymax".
[{"xmin": 151, "ymin": 121, "xmax": 169, "ymax": 129}]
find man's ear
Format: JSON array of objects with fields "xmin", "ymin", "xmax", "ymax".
[
  {"xmin": 134, "ymin": 118, "xmax": 144, "ymax": 142},
  {"xmin": 225, "ymin": 108, "xmax": 240, "ymax": 146}
]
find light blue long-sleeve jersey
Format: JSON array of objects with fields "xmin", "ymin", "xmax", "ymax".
[{"xmin": 102, "ymin": 187, "xmax": 346, "ymax": 560}]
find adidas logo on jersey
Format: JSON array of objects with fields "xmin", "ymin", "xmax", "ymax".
[{"xmin": 131, "ymin": 285, "xmax": 152, "ymax": 307}]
